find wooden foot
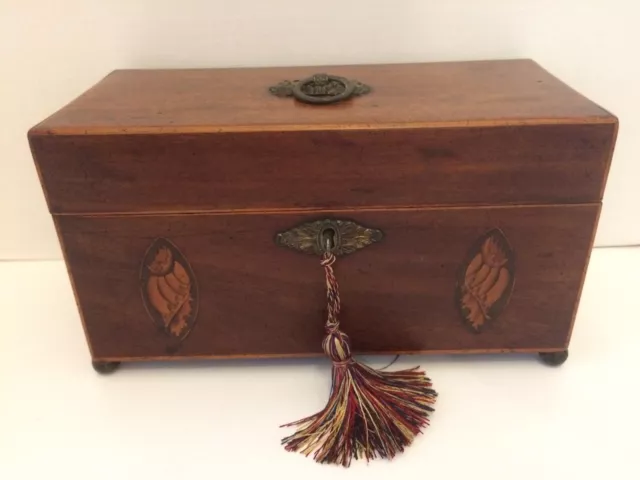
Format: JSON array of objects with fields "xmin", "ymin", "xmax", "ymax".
[
  {"xmin": 538, "ymin": 350, "xmax": 569, "ymax": 367},
  {"xmin": 92, "ymin": 360, "xmax": 121, "ymax": 374}
]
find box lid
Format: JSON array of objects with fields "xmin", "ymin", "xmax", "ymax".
[
  {"xmin": 31, "ymin": 59, "xmax": 613, "ymax": 135},
  {"xmin": 29, "ymin": 60, "xmax": 618, "ymax": 215}
]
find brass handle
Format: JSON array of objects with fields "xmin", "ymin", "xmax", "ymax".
[
  {"xmin": 275, "ymin": 219, "xmax": 383, "ymax": 257},
  {"xmin": 269, "ymin": 73, "xmax": 371, "ymax": 105}
]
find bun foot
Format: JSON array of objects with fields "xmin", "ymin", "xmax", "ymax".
[
  {"xmin": 539, "ymin": 350, "xmax": 569, "ymax": 367},
  {"xmin": 92, "ymin": 361, "xmax": 121, "ymax": 374}
]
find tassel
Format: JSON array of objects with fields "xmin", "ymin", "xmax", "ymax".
[{"xmin": 282, "ymin": 252, "xmax": 437, "ymax": 467}]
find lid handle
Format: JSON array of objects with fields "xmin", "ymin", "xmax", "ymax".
[{"xmin": 269, "ymin": 73, "xmax": 371, "ymax": 105}]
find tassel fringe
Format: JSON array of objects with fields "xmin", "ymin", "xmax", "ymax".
[{"xmin": 282, "ymin": 252, "xmax": 437, "ymax": 467}]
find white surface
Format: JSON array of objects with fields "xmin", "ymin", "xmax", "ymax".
[
  {"xmin": 1, "ymin": 1, "xmax": 639, "ymax": 261},
  {"xmin": 1, "ymin": 247, "xmax": 639, "ymax": 479}
]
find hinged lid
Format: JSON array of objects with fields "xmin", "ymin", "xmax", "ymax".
[
  {"xmin": 29, "ymin": 60, "xmax": 617, "ymax": 214},
  {"xmin": 31, "ymin": 60, "xmax": 613, "ymax": 135}
]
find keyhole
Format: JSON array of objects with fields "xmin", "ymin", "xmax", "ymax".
[{"xmin": 321, "ymin": 227, "xmax": 337, "ymax": 252}]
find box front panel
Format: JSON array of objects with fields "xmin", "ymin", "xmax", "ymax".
[
  {"xmin": 56, "ymin": 204, "xmax": 598, "ymax": 360},
  {"xmin": 32, "ymin": 123, "xmax": 615, "ymax": 214}
]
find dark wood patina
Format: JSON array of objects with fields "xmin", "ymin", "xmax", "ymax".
[{"xmin": 28, "ymin": 60, "xmax": 618, "ymax": 370}]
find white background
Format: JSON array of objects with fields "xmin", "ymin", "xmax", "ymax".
[
  {"xmin": 2, "ymin": 4, "xmax": 640, "ymax": 477},
  {"xmin": 1, "ymin": 0, "xmax": 639, "ymax": 260}
]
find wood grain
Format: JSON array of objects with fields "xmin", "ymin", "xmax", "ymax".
[
  {"xmin": 28, "ymin": 60, "xmax": 613, "ymax": 134},
  {"xmin": 30, "ymin": 123, "xmax": 615, "ymax": 214},
  {"xmin": 92, "ymin": 348, "xmax": 569, "ymax": 363},
  {"xmin": 28, "ymin": 60, "xmax": 617, "ymax": 363},
  {"xmin": 55, "ymin": 204, "xmax": 599, "ymax": 360}
]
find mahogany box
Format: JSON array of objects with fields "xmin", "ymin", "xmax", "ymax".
[{"xmin": 28, "ymin": 60, "xmax": 617, "ymax": 373}]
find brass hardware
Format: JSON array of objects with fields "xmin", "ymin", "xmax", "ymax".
[
  {"xmin": 275, "ymin": 219, "xmax": 383, "ymax": 257},
  {"xmin": 321, "ymin": 226, "xmax": 337, "ymax": 252},
  {"xmin": 269, "ymin": 73, "xmax": 371, "ymax": 105}
]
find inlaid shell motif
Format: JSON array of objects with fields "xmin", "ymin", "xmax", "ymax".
[
  {"xmin": 455, "ymin": 229, "xmax": 515, "ymax": 332},
  {"xmin": 140, "ymin": 238, "xmax": 198, "ymax": 343}
]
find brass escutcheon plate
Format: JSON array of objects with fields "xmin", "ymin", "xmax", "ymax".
[{"xmin": 275, "ymin": 219, "xmax": 383, "ymax": 256}]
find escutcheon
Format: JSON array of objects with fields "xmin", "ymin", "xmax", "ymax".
[{"xmin": 275, "ymin": 219, "xmax": 383, "ymax": 257}]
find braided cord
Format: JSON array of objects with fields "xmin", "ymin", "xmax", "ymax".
[
  {"xmin": 321, "ymin": 252, "xmax": 340, "ymax": 331},
  {"xmin": 320, "ymin": 252, "xmax": 353, "ymax": 364}
]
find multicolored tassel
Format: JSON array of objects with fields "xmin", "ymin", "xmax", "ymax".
[{"xmin": 282, "ymin": 252, "xmax": 437, "ymax": 467}]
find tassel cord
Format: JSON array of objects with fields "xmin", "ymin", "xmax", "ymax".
[{"xmin": 282, "ymin": 250, "xmax": 437, "ymax": 467}]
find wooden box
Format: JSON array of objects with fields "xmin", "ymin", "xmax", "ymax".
[{"xmin": 28, "ymin": 60, "xmax": 617, "ymax": 372}]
